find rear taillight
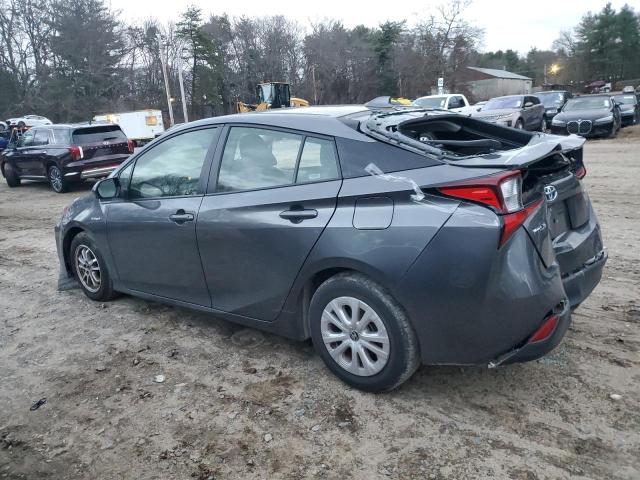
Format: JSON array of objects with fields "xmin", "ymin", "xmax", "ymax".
[
  {"xmin": 438, "ymin": 171, "xmax": 541, "ymax": 247},
  {"xmin": 127, "ymin": 139, "xmax": 134, "ymax": 154},
  {"xmin": 575, "ymin": 165, "xmax": 586, "ymax": 179},
  {"xmin": 69, "ymin": 145, "xmax": 83, "ymax": 161}
]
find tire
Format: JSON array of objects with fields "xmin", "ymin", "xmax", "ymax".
[
  {"xmin": 309, "ymin": 272, "xmax": 420, "ymax": 392},
  {"xmin": 70, "ymin": 232, "xmax": 119, "ymax": 301},
  {"xmin": 48, "ymin": 164, "xmax": 68, "ymax": 193},
  {"xmin": 3, "ymin": 163, "xmax": 21, "ymax": 187},
  {"xmin": 539, "ymin": 116, "xmax": 546, "ymax": 132},
  {"xmin": 514, "ymin": 119, "xmax": 524, "ymax": 130}
]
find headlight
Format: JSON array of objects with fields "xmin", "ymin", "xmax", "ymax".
[
  {"xmin": 594, "ymin": 115, "xmax": 613, "ymax": 124},
  {"xmin": 552, "ymin": 118, "xmax": 566, "ymax": 126},
  {"xmin": 546, "ymin": 108, "xmax": 558, "ymax": 114}
]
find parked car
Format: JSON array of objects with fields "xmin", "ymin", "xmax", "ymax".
[
  {"xmin": 613, "ymin": 93, "xmax": 640, "ymax": 126},
  {"xmin": 412, "ymin": 94, "xmax": 475, "ymax": 114},
  {"xmin": 471, "ymin": 95, "xmax": 545, "ymax": 131},
  {"xmin": 550, "ymin": 95, "xmax": 621, "ymax": 138},
  {"xmin": 5, "ymin": 114, "xmax": 52, "ymax": 129},
  {"xmin": 55, "ymin": 106, "xmax": 606, "ymax": 392},
  {"xmin": 1, "ymin": 124, "xmax": 134, "ymax": 193},
  {"xmin": 0, "ymin": 130, "xmax": 10, "ymax": 150},
  {"xmin": 535, "ymin": 90, "xmax": 573, "ymax": 128},
  {"xmin": 472, "ymin": 101, "xmax": 487, "ymax": 111}
]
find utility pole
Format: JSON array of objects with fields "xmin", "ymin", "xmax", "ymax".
[
  {"xmin": 159, "ymin": 37, "xmax": 174, "ymax": 127},
  {"xmin": 312, "ymin": 64, "xmax": 318, "ymax": 105},
  {"xmin": 178, "ymin": 63, "xmax": 189, "ymax": 123},
  {"xmin": 544, "ymin": 63, "xmax": 547, "ymax": 86}
]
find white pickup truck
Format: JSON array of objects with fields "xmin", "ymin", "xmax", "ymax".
[
  {"xmin": 93, "ymin": 110, "xmax": 164, "ymax": 146},
  {"xmin": 413, "ymin": 94, "xmax": 476, "ymax": 115}
]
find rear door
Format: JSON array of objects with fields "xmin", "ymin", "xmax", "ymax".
[
  {"xmin": 106, "ymin": 127, "xmax": 220, "ymax": 306},
  {"xmin": 197, "ymin": 126, "xmax": 341, "ymax": 321}
]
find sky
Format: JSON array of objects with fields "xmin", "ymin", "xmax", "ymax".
[{"xmin": 108, "ymin": 0, "xmax": 640, "ymax": 54}]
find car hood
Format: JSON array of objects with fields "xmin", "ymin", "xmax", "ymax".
[
  {"xmin": 555, "ymin": 109, "xmax": 611, "ymax": 121},
  {"xmin": 473, "ymin": 108, "xmax": 518, "ymax": 118}
]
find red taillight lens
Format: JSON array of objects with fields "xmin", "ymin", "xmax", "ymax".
[
  {"xmin": 127, "ymin": 139, "xmax": 134, "ymax": 154},
  {"xmin": 69, "ymin": 145, "xmax": 83, "ymax": 161},
  {"xmin": 438, "ymin": 171, "xmax": 523, "ymax": 214},
  {"xmin": 529, "ymin": 315, "xmax": 559, "ymax": 343},
  {"xmin": 500, "ymin": 199, "xmax": 543, "ymax": 247},
  {"xmin": 575, "ymin": 165, "xmax": 586, "ymax": 179},
  {"xmin": 438, "ymin": 170, "xmax": 542, "ymax": 248}
]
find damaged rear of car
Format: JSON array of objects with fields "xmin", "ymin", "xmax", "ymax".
[{"xmin": 358, "ymin": 110, "xmax": 606, "ymax": 366}]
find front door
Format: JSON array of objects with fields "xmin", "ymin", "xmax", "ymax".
[
  {"xmin": 106, "ymin": 127, "xmax": 220, "ymax": 306},
  {"xmin": 197, "ymin": 126, "xmax": 342, "ymax": 321}
]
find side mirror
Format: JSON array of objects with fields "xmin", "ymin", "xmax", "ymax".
[
  {"xmin": 94, "ymin": 177, "xmax": 119, "ymax": 199},
  {"xmin": 524, "ymin": 102, "xmax": 534, "ymax": 108}
]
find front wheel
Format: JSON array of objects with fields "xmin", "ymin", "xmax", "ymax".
[
  {"xmin": 514, "ymin": 119, "xmax": 524, "ymax": 130},
  {"xmin": 3, "ymin": 163, "xmax": 21, "ymax": 187},
  {"xmin": 48, "ymin": 165, "xmax": 68, "ymax": 193},
  {"xmin": 309, "ymin": 272, "xmax": 420, "ymax": 392},
  {"xmin": 70, "ymin": 232, "xmax": 119, "ymax": 301}
]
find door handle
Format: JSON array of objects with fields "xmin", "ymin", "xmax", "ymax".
[
  {"xmin": 169, "ymin": 209, "xmax": 195, "ymax": 224},
  {"xmin": 279, "ymin": 208, "xmax": 318, "ymax": 222}
]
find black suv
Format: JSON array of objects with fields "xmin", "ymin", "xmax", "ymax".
[
  {"xmin": 1, "ymin": 124, "xmax": 133, "ymax": 193},
  {"xmin": 535, "ymin": 90, "xmax": 573, "ymax": 128}
]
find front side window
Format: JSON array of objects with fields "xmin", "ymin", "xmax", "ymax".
[
  {"xmin": 128, "ymin": 128, "xmax": 215, "ymax": 199},
  {"xmin": 217, "ymin": 127, "xmax": 302, "ymax": 192},
  {"xmin": 296, "ymin": 137, "xmax": 339, "ymax": 183},
  {"xmin": 17, "ymin": 130, "xmax": 35, "ymax": 147}
]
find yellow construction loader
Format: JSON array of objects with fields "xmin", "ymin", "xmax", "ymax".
[{"xmin": 237, "ymin": 82, "xmax": 309, "ymax": 113}]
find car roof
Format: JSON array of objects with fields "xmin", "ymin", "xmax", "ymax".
[{"xmin": 171, "ymin": 106, "xmax": 373, "ymax": 141}]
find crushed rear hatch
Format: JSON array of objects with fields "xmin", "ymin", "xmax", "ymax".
[{"xmin": 361, "ymin": 110, "xmax": 606, "ymax": 305}]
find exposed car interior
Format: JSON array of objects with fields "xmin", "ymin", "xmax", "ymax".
[{"xmin": 395, "ymin": 115, "xmax": 533, "ymax": 156}]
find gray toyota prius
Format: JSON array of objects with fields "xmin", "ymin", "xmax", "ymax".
[{"xmin": 54, "ymin": 106, "xmax": 607, "ymax": 392}]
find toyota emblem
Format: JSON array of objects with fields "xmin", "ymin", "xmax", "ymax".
[{"xmin": 544, "ymin": 185, "xmax": 558, "ymax": 202}]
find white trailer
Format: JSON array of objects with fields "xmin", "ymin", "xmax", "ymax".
[{"xmin": 93, "ymin": 110, "xmax": 164, "ymax": 146}]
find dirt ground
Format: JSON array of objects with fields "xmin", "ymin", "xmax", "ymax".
[{"xmin": 1, "ymin": 127, "xmax": 639, "ymax": 480}]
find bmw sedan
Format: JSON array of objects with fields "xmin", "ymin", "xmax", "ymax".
[
  {"xmin": 55, "ymin": 106, "xmax": 607, "ymax": 392},
  {"xmin": 551, "ymin": 95, "xmax": 621, "ymax": 138}
]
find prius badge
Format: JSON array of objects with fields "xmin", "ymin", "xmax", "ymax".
[{"xmin": 544, "ymin": 185, "xmax": 558, "ymax": 202}]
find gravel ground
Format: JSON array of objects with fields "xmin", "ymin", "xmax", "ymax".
[{"xmin": 1, "ymin": 127, "xmax": 639, "ymax": 480}]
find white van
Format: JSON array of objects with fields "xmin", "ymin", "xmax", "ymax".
[{"xmin": 93, "ymin": 110, "xmax": 164, "ymax": 146}]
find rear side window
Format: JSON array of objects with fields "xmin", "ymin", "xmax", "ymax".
[
  {"xmin": 72, "ymin": 125, "xmax": 127, "ymax": 144},
  {"xmin": 336, "ymin": 137, "xmax": 440, "ymax": 178},
  {"xmin": 296, "ymin": 137, "xmax": 339, "ymax": 183},
  {"xmin": 217, "ymin": 127, "xmax": 302, "ymax": 192},
  {"xmin": 50, "ymin": 129, "xmax": 70, "ymax": 145},
  {"xmin": 33, "ymin": 129, "xmax": 50, "ymax": 146}
]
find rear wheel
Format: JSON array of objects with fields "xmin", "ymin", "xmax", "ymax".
[
  {"xmin": 309, "ymin": 272, "xmax": 420, "ymax": 392},
  {"xmin": 3, "ymin": 163, "xmax": 21, "ymax": 187},
  {"xmin": 539, "ymin": 116, "xmax": 546, "ymax": 132},
  {"xmin": 70, "ymin": 232, "xmax": 118, "ymax": 301},
  {"xmin": 48, "ymin": 164, "xmax": 68, "ymax": 193}
]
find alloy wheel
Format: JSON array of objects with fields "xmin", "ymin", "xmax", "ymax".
[
  {"xmin": 49, "ymin": 166, "xmax": 63, "ymax": 192},
  {"xmin": 320, "ymin": 296, "xmax": 390, "ymax": 376},
  {"xmin": 75, "ymin": 245, "xmax": 101, "ymax": 293}
]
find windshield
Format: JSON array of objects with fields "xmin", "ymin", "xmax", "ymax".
[
  {"xmin": 563, "ymin": 97, "xmax": 611, "ymax": 111},
  {"xmin": 483, "ymin": 97, "xmax": 522, "ymax": 110},
  {"xmin": 413, "ymin": 96, "xmax": 447, "ymax": 109},
  {"xmin": 614, "ymin": 95, "xmax": 637, "ymax": 105},
  {"xmin": 536, "ymin": 92, "xmax": 564, "ymax": 107}
]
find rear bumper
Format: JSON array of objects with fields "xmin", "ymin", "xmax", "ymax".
[
  {"xmin": 80, "ymin": 165, "xmax": 118, "ymax": 179},
  {"xmin": 492, "ymin": 299, "xmax": 572, "ymax": 366},
  {"xmin": 562, "ymin": 248, "xmax": 607, "ymax": 307},
  {"xmin": 396, "ymin": 203, "xmax": 568, "ymax": 366}
]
